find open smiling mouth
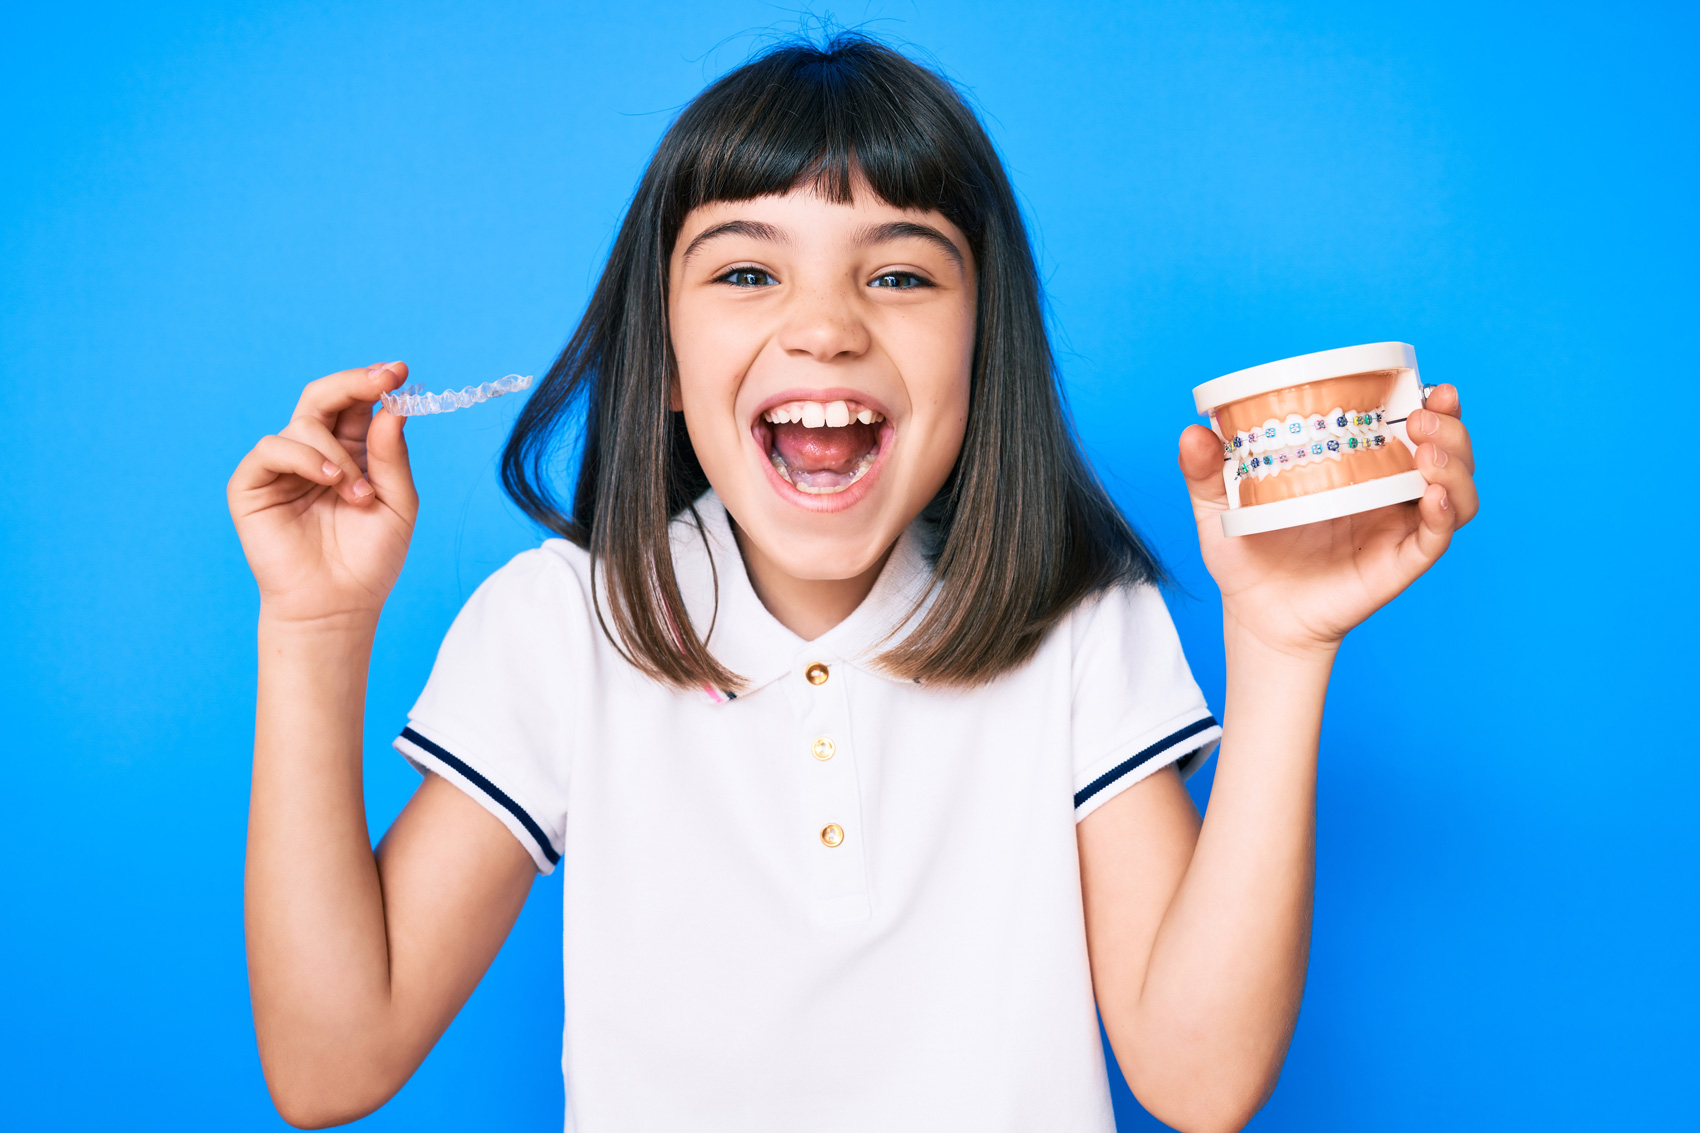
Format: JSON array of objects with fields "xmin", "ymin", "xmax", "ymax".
[{"xmin": 754, "ymin": 399, "xmax": 888, "ymax": 495}]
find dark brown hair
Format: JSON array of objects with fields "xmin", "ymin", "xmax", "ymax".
[{"xmin": 501, "ymin": 32, "xmax": 1159, "ymax": 692}]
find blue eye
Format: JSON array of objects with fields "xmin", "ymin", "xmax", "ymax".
[
  {"xmin": 719, "ymin": 267, "xmax": 776, "ymax": 288},
  {"xmin": 870, "ymin": 271, "xmax": 929, "ymax": 289}
]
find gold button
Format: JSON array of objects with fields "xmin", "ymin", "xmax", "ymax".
[
  {"xmin": 820, "ymin": 823, "xmax": 845, "ymax": 847},
  {"xmin": 805, "ymin": 662, "xmax": 830, "ymax": 685},
  {"xmin": 811, "ymin": 736, "xmax": 836, "ymax": 761}
]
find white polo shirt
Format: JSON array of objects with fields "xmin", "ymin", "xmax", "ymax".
[{"xmin": 394, "ymin": 491, "xmax": 1219, "ymax": 1132}]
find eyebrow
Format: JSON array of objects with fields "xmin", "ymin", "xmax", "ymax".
[
  {"xmin": 680, "ymin": 220, "xmax": 788, "ymax": 265},
  {"xmin": 678, "ymin": 217, "xmax": 966, "ymax": 272},
  {"xmin": 855, "ymin": 221, "xmax": 965, "ymax": 271}
]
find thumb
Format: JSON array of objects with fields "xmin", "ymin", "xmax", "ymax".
[
  {"xmin": 1178, "ymin": 424, "xmax": 1230, "ymax": 517},
  {"xmin": 366, "ymin": 407, "xmax": 420, "ymax": 525}
]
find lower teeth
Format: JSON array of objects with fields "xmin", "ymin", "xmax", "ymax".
[{"xmin": 770, "ymin": 446, "xmax": 879, "ymax": 494}]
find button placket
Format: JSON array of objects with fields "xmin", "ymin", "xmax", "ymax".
[{"xmin": 793, "ymin": 656, "xmax": 869, "ymax": 925}]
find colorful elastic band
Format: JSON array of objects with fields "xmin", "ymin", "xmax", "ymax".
[
  {"xmin": 1211, "ymin": 407, "xmax": 1391, "ymax": 483},
  {"xmin": 1230, "ymin": 431, "xmax": 1390, "ymax": 482}
]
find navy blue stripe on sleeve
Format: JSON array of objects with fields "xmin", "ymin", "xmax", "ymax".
[
  {"xmin": 399, "ymin": 726, "xmax": 560, "ymax": 865},
  {"xmin": 1073, "ymin": 716, "xmax": 1220, "ymax": 810}
]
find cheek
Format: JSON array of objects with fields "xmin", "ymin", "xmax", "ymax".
[
  {"xmin": 907, "ymin": 308, "xmax": 975, "ymax": 434},
  {"xmin": 671, "ymin": 305, "xmax": 752, "ymax": 412},
  {"xmin": 669, "ymin": 304, "xmax": 770, "ymax": 486},
  {"xmin": 881, "ymin": 311, "xmax": 973, "ymax": 502}
]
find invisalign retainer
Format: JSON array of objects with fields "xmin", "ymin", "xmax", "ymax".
[{"xmin": 380, "ymin": 374, "xmax": 534, "ymax": 416}]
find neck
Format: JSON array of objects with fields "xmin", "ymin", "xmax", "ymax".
[{"xmin": 730, "ymin": 520, "xmax": 893, "ymax": 642}]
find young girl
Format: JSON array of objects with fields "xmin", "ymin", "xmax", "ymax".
[{"xmin": 228, "ymin": 35, "xmax": 1477, "ymax": 1133}]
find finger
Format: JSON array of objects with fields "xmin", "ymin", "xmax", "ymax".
[
  {"xmin": 229, "ymin": 433, "xmax": 346, "ymax": 501},
  {"xmin": 334, "ymin": 361, "xmax": 409, "ymax": 443},
  {"xmin": 1395, "ymin": 482, "xmax": 1457, "ymax": 578},
  {"xmin": 1415, "ymin": 441, "xmax": 1480, "ymax": 525},
  {"xmin": 279, "ymin": 415, "xmax": 376, "ymax": 505},
  {"xmin": 1178, "ymin": 424, "xmax": 1230, "ymax": 516},
  {"xmin": 365, "ymin": 407, "xmax": 420, "ymax": 525},
  {"xmin": 293, "ymin": 361, "xmax": 408, "ymax": 431},
  {"xmin": 1424, "ymin": 382, "xmax": 1462, "ymax": 421},
  {"xmin": 1406, "ymin": 407, "xmax": 1474, "ymax": 474}
]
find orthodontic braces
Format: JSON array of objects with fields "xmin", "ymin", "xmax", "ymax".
[{"xmin": 1215, "ymin": 407, "xmax": 1391, "ymax": 483}]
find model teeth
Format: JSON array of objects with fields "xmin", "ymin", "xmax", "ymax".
[{"xmin": 761, "ymin": 400, "xmax": 886, "ymax": 427}]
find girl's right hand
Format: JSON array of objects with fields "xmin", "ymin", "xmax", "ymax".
[{"xmin": 228, "ymin": 362, "xmax": 419, "ymax": 626}]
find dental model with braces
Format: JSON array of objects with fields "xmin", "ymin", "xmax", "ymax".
[
  {"xmin": 761, "ymin": 398, "xmax": 887, "ymax": 495},
  {"xmin": 379, "ymin": 374, "xmax": 534, "ymax": 416},
  {"xmin": 1192, "ymin": 343, "xmax": 1429, "ymax": 536}
]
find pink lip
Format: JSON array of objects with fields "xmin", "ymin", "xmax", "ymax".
[{"xmin": 747, "ymin": 386, "xmax": 898, "ymax": 514}]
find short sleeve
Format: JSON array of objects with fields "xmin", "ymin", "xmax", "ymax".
[
  {"xmin": 392, "ymin": 545, "xmax": 590, "ymax": 873},
  {"xmin": 1070, "ymin": 583, "xmax": 1221, "ymax": 822}
]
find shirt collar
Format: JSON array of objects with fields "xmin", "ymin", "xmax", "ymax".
[{"xmin": 670, "ymin": 490, "xmax": 938, "ymax": 699}]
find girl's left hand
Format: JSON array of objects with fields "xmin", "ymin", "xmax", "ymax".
[{"xmin": 1179, "ymin": 383, "xmax": 1478, "ymax": 656}]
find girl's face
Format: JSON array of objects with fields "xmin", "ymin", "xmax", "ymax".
[{"xmin": 668, "ymin": 182, "xmax": 976, "ymax": 585}]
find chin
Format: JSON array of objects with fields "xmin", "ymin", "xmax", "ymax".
[{"xmin": 732, "ymin": 467, "xmax": 911, "ymax": 580}]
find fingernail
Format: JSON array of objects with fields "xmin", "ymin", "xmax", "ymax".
[
  {"xmin": 1422, "ymin": 410, "xmax": 1439, "ymax": 436},
  {"xmin": 1431, "ymin": 445, "xmax": 1449, "ymax": 468},
  {"xmin": 1440, "ymin": 491, "xmax": 1450, "ymax": 511},
  {"xmin": 389, "ymin": 360, "xmax": 404, "ymax": 368},
  {"xmin": 322, "ymin": 460, "xmax": 341, "ymax": 478},
  {"xmin": 353, "ymin": 478, "xmax": 373, "ymax": 497}
]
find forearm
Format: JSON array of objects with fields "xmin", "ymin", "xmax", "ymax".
[
  {"xmin": 247, "ymin": 611, "xmax": 402, "ymax": 1120},
  {"xmin": 1126, "ymin": 621, "xmax": 1330, "ymax": 1122}
]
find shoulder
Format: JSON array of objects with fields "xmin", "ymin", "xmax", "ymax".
[
  {"xmin": 439, "ymin": 539, "xmax": 603, "ymax": 660},
  {"xmin": 469, "ymin": 538, "xmax": 594, "ymax": 607},
  {"xmin": 1063, "ymin": 581, "xmax": 1201, "ymax": 702},
  {"xmin": 1065, "ymin": 580, "xmax": 1180, "ymax": 651},
  {"xmin": 1065, "ymin": 581, "xmax": 1220, "ymax": 802}
]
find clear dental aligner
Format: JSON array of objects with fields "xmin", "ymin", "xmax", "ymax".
[
  {"xmin": 379, "ymin": 374, "xmax": 534, "ymax": 416},
  {"xmin": 1215, "ymin": 407, "xmax": 1391, "ymax": 483}
]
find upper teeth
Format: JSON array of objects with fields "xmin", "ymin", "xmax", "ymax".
[{"xmin": 762, "ymin": 400, "xmax": 884, "ymax": 427}]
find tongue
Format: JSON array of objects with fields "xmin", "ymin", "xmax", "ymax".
[{"xmin": 771, "ymin": 421, "xmax": 878, "ymax": 473}]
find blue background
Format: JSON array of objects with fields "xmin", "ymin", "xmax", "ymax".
[{"xmin": 3, "ymin": 1, "xmax": 1694, "ymax": 1128}]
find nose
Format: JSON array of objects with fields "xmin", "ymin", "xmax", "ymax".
[{"xmin": 775, "ymin": 281, "xmax": 870, "ymax": 363}]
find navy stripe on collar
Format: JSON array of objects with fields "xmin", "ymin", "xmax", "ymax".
[
  {"xmin": 1073, "ymin": 716, "xmax": 1220, "ymax": 810},
  {"xmin": 399, "ymin": 726, "xmax": 560, "ymax": 865}
]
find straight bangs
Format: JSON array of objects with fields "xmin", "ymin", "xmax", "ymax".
[
  {"xmin": 502, "ymin": 33, "xmax": 1159, "ymax": 694},
  {"xmin": 661, "ymin": 47, "xmax": 994, "ymax": 256}
]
